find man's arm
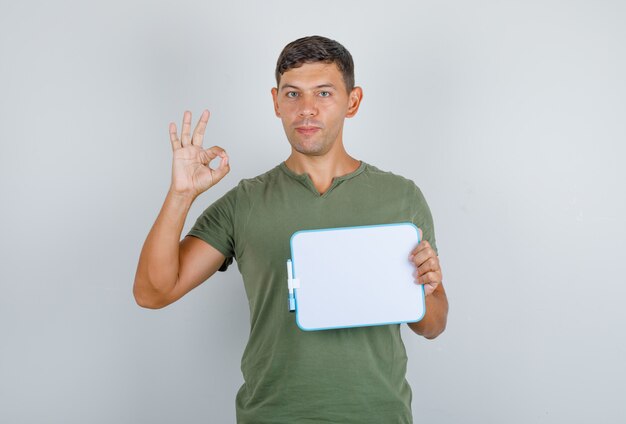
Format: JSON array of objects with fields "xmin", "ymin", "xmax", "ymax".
[
  {"xmin": 133, "ymin": 110, "xmax": 230, "ymax": 309},
  {"xmin": 406, "ymin": 232, "xmax": 448, "ymax": 339},
  {"xmin": 133, "ymin": 191, "xmax": 227, "ymax": 309}
]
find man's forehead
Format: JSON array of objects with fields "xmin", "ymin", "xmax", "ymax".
[{"xmin": 278, "ymin": 62, "xmax": 343, "ymax": 90}]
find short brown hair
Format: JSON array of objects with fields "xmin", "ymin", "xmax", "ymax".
[{"xmin": 275, "ymin": 35, "xmax": 355, "ymax": 92}]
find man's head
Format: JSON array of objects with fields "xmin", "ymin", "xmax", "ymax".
[
  {"xmin": 272, "ymin": 36, "xmax": 362, "ymax": 158},
  {"xmin": 275, "ymin": 35, "xmax": 355, "ymax": 93}
]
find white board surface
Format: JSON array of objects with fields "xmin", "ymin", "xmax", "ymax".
[{"xmin": 289, "ymin": 223, "xmax": 425, "ymax": 331}]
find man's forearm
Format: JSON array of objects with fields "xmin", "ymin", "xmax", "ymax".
[
  {"xmin": 133, "ymin": 190, "xmax": 195, "ymax": 306},
  {"xmin": 408, "ymin": 283, "xmax": 448, "ymax": 339}
]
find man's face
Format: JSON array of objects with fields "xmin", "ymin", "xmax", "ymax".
[{"xmin": 272, "ymin": 62, "xmax": 361, "ymax": 156}]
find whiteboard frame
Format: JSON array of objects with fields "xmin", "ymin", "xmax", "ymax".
[{"xmin": 289, "ymin": 222, "xmax": 426, "ymax": 331}]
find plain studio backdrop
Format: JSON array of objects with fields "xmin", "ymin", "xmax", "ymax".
[{"xmin": 1, "ymin": 1, "xmax": 624, "ymax": 423}]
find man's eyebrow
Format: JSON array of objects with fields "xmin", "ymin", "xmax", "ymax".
[
  {"xmin": 280, "ymin": 84, "xmax": 300, "ymax": 91},
  {"xmin": 279, "ymin": 83, "xmax": 337, "ymax": 91},
  {"xmin": 315, "ymin": 84, "xmax": 336, "ymax": 90}
]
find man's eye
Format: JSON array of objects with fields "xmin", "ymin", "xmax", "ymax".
[
  {"xmin": 319, "ymin": 91, "xmax": 330, "ymax": 97},
  {"xmin": 286, "ymin": 92, "xmax": 299, "ymax": 98}
]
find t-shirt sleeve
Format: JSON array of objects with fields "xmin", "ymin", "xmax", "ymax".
[
  {"xmin": 186, "ymin": 186, "xmax": 238, "ymax": 272},
  {"xmin": 410, "ymin": 184, "xmax": 438, "ymax": 255}
]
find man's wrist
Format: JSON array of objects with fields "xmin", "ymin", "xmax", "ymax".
[{"xmin": 167, "ymin": 188, "xmax": 197, "ymax": 206}]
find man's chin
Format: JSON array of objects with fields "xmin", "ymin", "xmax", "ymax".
[
  {"xmin": 289, "ymin": 139, "xmax": 331, "ymax": 156},
  {"xmin": 292, "ymin": 144, "xmax": 328, "ymax": 156}
]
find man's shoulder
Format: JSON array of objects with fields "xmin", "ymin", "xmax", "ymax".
[
  {"xmin": 232, "ymin": 163, "xmax": 285, "ymax": 190},
  {"xmin": 361, "ymin": 162, "xmax": 419, "ymax": 189}
]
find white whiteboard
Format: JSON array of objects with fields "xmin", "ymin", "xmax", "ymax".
[{"xmin": 289, "ymin": 223, "xmax": 425, "ymax": 331}]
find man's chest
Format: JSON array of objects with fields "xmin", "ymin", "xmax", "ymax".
[{"xmin": 233, "ymin": 190, "xmax": 415, "ymax": 271}]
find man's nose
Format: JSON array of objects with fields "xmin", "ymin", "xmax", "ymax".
[{"xmin": 298, "ymin": 95, "xmax": 318, "ymax": 117}]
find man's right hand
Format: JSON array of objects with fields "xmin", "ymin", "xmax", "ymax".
[{"xmin": 169, "ymin": 110, "xmax": 230, "ymax": 199}]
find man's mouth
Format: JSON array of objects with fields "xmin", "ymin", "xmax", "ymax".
[{"xmin": 295, "ymin": 126, "xmax": 321, "ymax": 135}]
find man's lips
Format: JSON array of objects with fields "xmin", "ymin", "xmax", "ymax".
[{"xmin": 295, "ymin": 126, "xmax": 321, "ymax": 135}]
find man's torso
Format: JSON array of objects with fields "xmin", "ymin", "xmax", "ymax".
[{"xmin": 188, "ymin": 162, "xmax": 437, "ymax": 423}]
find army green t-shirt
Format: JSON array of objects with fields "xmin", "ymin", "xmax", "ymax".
[{"xmin": 187, "ymin": 161, "xmax": 437, "ymax": 424}]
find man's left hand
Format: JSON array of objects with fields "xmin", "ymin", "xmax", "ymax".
[{"xmin": 409, "ymin": 229, "xmax": 442, "ymax": 297}]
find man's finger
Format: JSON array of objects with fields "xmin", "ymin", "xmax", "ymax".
[
  {"xmin": 415, "ymin": 270, "xmax": 441, "ymax": 284},
  {"xmin": 413, "ymin": 265, "xmax": 441, "ymax": 297},
  {"xmin": 181, "ymin": 110, "xmax": 192, "ymax": 146},
  {"xmin": 414, "ymin": 264, "xmax": 440, "ymax": 282},
  {"xmin": 169, "ymin": 122, "xmax": 181, "ymax": 151},
  {"xmin": 210, "ymin": 153, "xmax": 230, "ymax": 186},
  {"xmin": 197, "ymin": 146, "xmax": 225, "ymax": 167},
  {"xmin": 417, "ymin": 271, "xmax": 442, "ymax": 285},
  {"xmin": 192, "ymin": 109, "xmax": 210, "ymax": 147},
  {"xmin": 410, "ymin": 239, "xmax": 431, "ymax": 257},
  {"xmin": 202, "ymin": 146, "xmax": 227, "ymax": 163},
  {"xmin": 416, "ymin": 257, "xmax": 439, "ymax": 276},
  {"xmin": 409, "ymin": 242, "xmax": 435, "ymax": 265}
]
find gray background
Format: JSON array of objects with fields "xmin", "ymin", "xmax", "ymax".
[{"xmin": 1, "ymin": 0, "xmax": 625, "ymax": 423}]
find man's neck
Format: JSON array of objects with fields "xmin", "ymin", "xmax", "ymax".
[{"xmin": 285, "ymin": 149, "xmax": 361, "ymax": 195}]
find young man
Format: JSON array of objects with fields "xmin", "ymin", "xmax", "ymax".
[{"xmin": 134, "ymin": 35, "xmax": 448, "ymax": 423}]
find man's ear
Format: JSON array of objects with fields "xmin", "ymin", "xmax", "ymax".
[
  {"xmin": 271, "ymin": 87, "xmax": 281, "ymax": 117},
  {"xmin": 346, "ymin": 86, "xmax": 363, "ymax": 118}
]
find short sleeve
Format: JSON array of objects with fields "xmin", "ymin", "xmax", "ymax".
[
  {"xmin": 410, "ymin": 184, "xmax": 438, "ymax": 255},
  {"xmin": 186, "ymin": 186, "xmax": 238, "ymax": 272}
]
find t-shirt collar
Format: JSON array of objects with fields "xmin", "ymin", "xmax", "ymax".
[{"xmin": 278, "ymin": 161, "xmax": 367, "ymax": 197}]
